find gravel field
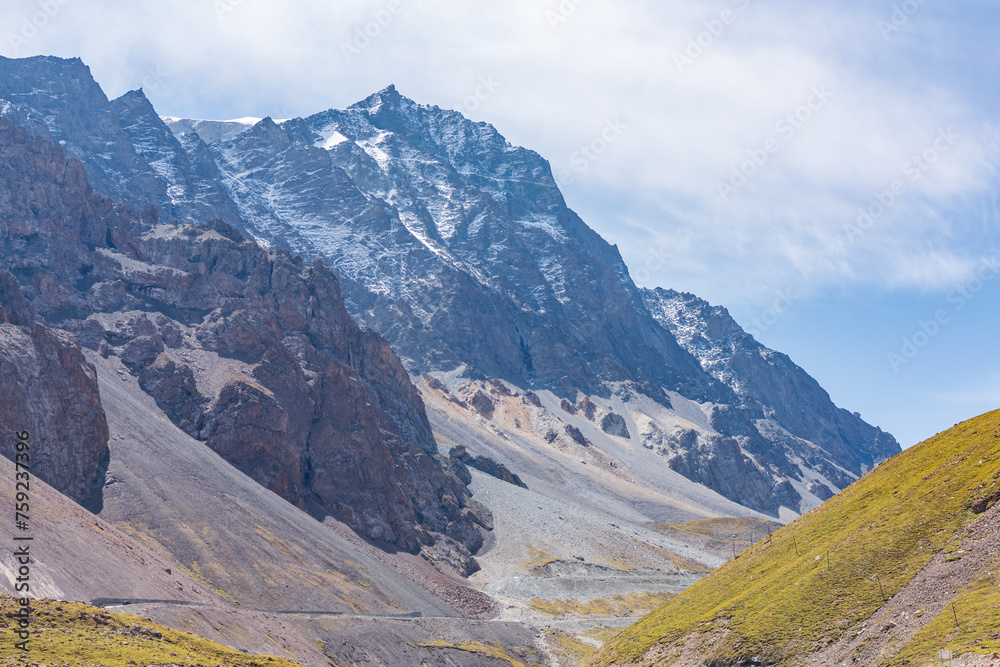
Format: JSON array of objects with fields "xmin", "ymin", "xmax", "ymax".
[{"xmin": 421, "ymin": 374, "xmax": 776, "ymax": 645}]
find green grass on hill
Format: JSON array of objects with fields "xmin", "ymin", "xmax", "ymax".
[
  {"xmin": 592, "ymin": 409, "xmax": 1000, "ymax": 666},
  {"xmin": 885, "ymin": 560, "xmax": 1000, "ymax": 665},
  {"xmin": 0, "ymin": 596, "xmax": 305, "ymax": 667}
]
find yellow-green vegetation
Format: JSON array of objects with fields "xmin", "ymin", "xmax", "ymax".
[
  {"xmin": 885, "ymin": 564, "xmax": 1000, "ymax": 664},
  {"xmin": 544, "ymin": 627, "xmax": 623, "ymax": 665},
  {"xmin": 523, "ymin": 545, "xmax": 559, "ymax": 570},
  {"xmin": 652, "ymin": 517, "xmax": 777, "ymax": 542},
  {"xmin": 418, "ymin": 639, "xmax": 528, "ymax": 666},
  {"xmin": 0, "ymin": 596, "xmax": 304, "ymax": 666},
  {"xmin": 593, "ymin": 409, "xmax": 1000, "ymax": 666},
  {"xmin": 545, "ymin": 629, "xmax": 601, "ymax": 664},
  {"xmin": 530, "ymin": 592, "xmax": 674, "ymax": 618},
  {"xmin": 178, "ymin": 561, "xmax": 240, "ymax": 605}
]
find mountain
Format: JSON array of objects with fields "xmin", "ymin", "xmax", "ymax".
[
  {"xmin": 0, "ymin": 106, "xmax": 549, "ymax": 666},
  {"xmin": 0, "ymin": 55, "xmax": 900, "ymax": 520},
  {"xmin": 0, "ymin": 114, "xmax": 486, "ymax": 574},
  {"xmin": 643, "ymin": 288, "xmax": 899, "ymax": 497},
  {"xmin": 592, "ymin": 409, "xmax": 1000, "ymax": 666},
  {"xmin": 0, "ymin": 54, "xmax": 915, "ymax": 663},
  {"xmin": 155, "ymin": 87, "xmax": 899, "ymax": 517}
]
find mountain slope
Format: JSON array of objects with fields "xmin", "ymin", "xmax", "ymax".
[
  {"xmin": 0, "ymin": 112, "xmax": 486, "ymax": 571},
  {"xmin": 0, "ymin": 597, "xmax": 305, "ymax": 667},
  {"xmin": 592, "ymin": 409, "xmax": 1000, "ymax": 666},
  {"xmin": 0, "ymin": 453, "xmax": 218, "ymax": 605},
  {"xmin": 644, "ymin": 288, "xmax": 899, "ymax": 495}
]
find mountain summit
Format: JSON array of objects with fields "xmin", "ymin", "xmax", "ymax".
[{"xmin": 0, "ymin": 55, "xmax": 899, "ymax": 521}]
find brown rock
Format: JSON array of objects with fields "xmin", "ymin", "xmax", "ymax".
[
  {"xmin": 564, "ymin": 424, "xmax": 590, "ymax": 447},
  {"xmin": 120, "ymin": 334, "xmax": 164, "ymax": 371},
  {"xmin": 468, "ymin": 391, "xmax": 495, "ymax": 419},
  {"xmin": 599, "ymin": 411, "xmax": 631, "ymax": 438},
  {"xmin": 972, "ymin": 492, "xmax": 1000, "ymax": 514},
  {"xmin": 0, "ymin": 271, "xmax": 109, "ymax": 502},
  {"xmin": 449, "ymin": 445, "xmax": 527, "ymax": 489},
  {"xmin": 523, "ymin": 391, "xmax": 542, "ymax": 408},
  {"xmin": 0, "ymin": 118, "xmax": 486, "ymax": 568},
  {"xmin": 200, "ymin": 375, "xmax": 302, "ymax": 502},
  {"xmin": 137, "ymin": 354, "xmax": 207, "ymax": 437},
  {"xmin": 577, "ymin": 396, "xmax": 597, "ymax": 421}
]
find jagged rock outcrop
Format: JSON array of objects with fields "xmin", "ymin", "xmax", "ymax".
[
  {"xmin": 0, "ymin": 270, "xmax": 109, "ymax": 502},
  {"xmin": 643, "ymin": 288, "xmax": 900, "ymax": 479},
  {"xmin": 0, "ymin": 116, "xmax": 485, "ymax": 572},
  {"xmin": 600, "ymin": 412, "xmax": 631, "ymax": 439},
  {"xmin": 137, "ymin": 355, "xmax": 206, "ymax": 436},
  {"xmin": 449, "ymin": 445, "xmax": 528, "ymax": 489}
]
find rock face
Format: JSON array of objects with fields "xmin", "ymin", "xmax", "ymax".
[
  {"xmin": 0, "ymin": 271, "xmax": 109, "ymax": 502},
  {"xmin": 0, "ymin": 116, "xmax": 485, "ymax": 572},
  {"xmin": 643, "ymin": 288, "xmax": 900, "ymax": 484},
  {"xmin": 600, "ymin": 412, "xmax": 631, "ymax": 439},
  {"xmin": 449, "ymin": 445, "xmax": 528, "ymax": 489},
  {"xmin": 0, "ymin": 55, "xmax": 902, "ymax": 517}
]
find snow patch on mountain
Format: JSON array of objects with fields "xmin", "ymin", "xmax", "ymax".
[
  {"xmin": 315, "ymin": 123, "xmax": 350, "ymax": 150},
  {"xmin": 162, "ymin": 116, "xmax": 259, "ymax": 144},
  {"xmin": 0, "ymin": 55, "xmax": 901, "ymax": 520}
]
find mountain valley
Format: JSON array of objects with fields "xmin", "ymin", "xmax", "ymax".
[{"xmin": 0, "ymin": 54, "xmax": 953, "ymax": 666}]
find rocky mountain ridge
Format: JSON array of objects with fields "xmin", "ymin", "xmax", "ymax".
[
  {"xmin": 0, "ymin": 115, "xmax": 486, "ymax": 573},
  {"xmin": 0, "ymin": 54, "xmax": 900, "ymax": 520},
  {"xmin": 643, "ymin": 288, "xmax": 899, "ymax": 494}
]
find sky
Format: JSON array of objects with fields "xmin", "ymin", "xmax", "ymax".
[{"xmin": 3, "ymin": 0, "xmax": 999, "ymax": 448}]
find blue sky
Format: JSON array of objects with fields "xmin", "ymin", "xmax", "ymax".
[{"xmin": 3, "ymin": 0, "xmax": 998, "ymax": 448}]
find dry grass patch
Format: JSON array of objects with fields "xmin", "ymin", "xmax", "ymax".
[{"xmin": 0, "ymin": 596, "xmax": 304, "ymax": 666}]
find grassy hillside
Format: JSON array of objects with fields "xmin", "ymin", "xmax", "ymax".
[
  {"xmin": 0, "ymin": 597, "xmax": 305, "ymax": 667},
  {"xmin": 592, "ymin": 409, "xmax": 1000, "ymax": 666}
]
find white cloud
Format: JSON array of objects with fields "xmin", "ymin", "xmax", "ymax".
[{"xmin": 3, "ymin": 0, "xmax": 998, "ymax": 307}]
